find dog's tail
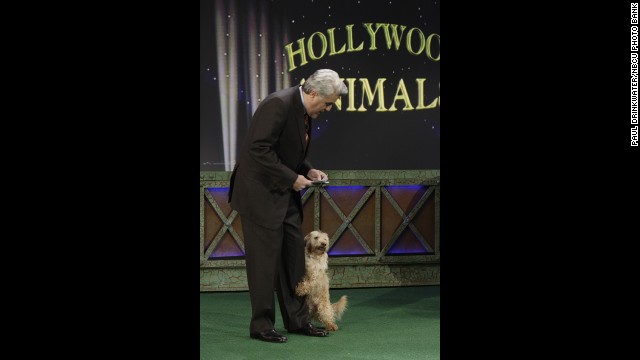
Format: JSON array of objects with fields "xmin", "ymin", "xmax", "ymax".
[{"xmin": 332, "ymin": 295, "xmax": 348, "ymax": 320}]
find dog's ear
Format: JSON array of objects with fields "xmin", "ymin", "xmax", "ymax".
[{"xmin": 304, "ymin": 232, "xmax": 312, "ymax": 243}]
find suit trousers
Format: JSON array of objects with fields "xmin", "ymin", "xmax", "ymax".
[{"xmin": 241, "ymin": 192, "xmax": 310, "ymax": 334}]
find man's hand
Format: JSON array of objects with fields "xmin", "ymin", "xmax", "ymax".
[
  {"xmin": 307, "ymin": 169, "xmax": 328, "ymax": 182},
  {"xmin": 293, "ymin": 175, "xmax": 313, "ymax": 191}
]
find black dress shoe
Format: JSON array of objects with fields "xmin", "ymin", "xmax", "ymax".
[
  {"xmin": 250, "ymin": 329, "xmax": 288, "ymax": 343},
  {"xmin": 289, "ymin": 322, "xmax": 328, "ymax": 337}
]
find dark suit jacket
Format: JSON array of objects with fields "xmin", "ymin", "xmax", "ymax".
[{"xmin": 228, "ymin": 85, "xmax": 313, "ymax": 230}]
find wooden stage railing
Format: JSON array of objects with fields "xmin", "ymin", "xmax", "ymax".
[{"xmin": 200, "ymin": 170, "xmax": 439, "ymax": 291}]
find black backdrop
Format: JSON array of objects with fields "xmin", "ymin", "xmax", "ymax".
[{"xmin": 201, "ymin": 0, "xmax": 440, "ymax": 171}]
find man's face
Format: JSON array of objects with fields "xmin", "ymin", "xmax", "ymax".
[{"xmin": 306, "ymin": 91, "xmax": 340, "ymax": 119}]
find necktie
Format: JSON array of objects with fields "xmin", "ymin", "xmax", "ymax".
[{"xmin": 304, "ymin": 113, "xmax": 310, "ymax": 144}]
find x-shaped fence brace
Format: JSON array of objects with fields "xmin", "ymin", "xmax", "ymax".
[
  {"xmin": 203, "ymin": 184, "xmax": 434, "ymax": 258},
  {"xmin": 203, "ymin": 190, "xmax": 244, "ymax": 260},
  {"xmin": 302, "ymin": 185, "xmax": 434, "ymax": 256}
]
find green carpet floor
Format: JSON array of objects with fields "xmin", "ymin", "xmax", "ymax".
[{"xmin": 200, "ymin": 285, "xmax": 440, "ymax": 360}]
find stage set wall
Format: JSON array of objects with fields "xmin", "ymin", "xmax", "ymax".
[
  {"xmin": 200, "ymin": 169, "xmax": 439, "ymax": 292},
  {"xmin": 201, "ymin": 0, "xmax": 440, "ymax": 291}
]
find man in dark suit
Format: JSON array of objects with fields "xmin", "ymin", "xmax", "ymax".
[{"xmin": 228, "ymin": 69, "xmax": 348, "ymax": 343}]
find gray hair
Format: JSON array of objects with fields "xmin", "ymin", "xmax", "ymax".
[{"xmin": 302, "ymin": 69, "xmax": 348, "ymax": 97}]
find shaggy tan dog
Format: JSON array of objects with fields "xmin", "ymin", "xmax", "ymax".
[{"xmin": 295, "ymin": 230, "xmax": 348, "ymax": 331}]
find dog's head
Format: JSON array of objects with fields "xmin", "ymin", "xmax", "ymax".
[{"xmin": 304, "ymin": 230, "xmax": 330, "ymax": 256}]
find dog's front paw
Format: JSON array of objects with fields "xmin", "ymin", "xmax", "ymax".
[{"xmin": 295, "ymin": 282, "xmax": 309, "ymax": 296}]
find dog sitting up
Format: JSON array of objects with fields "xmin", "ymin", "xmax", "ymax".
[{"xmin": 295, "ymin": 230, "xmax": 348, "ymax": 331}]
